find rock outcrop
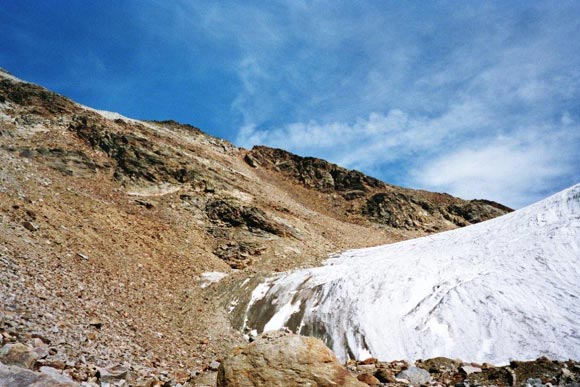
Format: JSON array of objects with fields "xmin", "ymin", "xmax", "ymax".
[
  {"xmin": 247, "ymin": 146, "xmax": 511, "ymax": 233},
  {"xmin": 217, "ymin": 331, "xmax": 366, "ymax": 387}
]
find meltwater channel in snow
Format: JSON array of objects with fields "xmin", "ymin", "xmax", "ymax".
[{"xmin": 242, "ymin": 184, "xmax": 580, "ymax": 364}]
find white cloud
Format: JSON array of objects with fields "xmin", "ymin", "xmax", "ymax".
[
  {"xmin": 412, "ymin": 136, "xmax": 577, "ymax": 208},
  {"xmin": 182, "ymin": 1, "xmax": 580, "ymax": 208},
  {"xmin": 236, "ymin": 100, "xmax": 492, "ymax": 169},
  {"xmin": 237, "ymin": 105, "xmax": 579, "ymax": 208}
]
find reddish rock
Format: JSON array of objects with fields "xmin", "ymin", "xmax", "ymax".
[{"xmin": 357, "ymin": 373, "xmax": 381, "ymax": 385}]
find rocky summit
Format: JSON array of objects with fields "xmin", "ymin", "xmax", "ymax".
[{"xmin": 3, "ymin": 67, "xmax": 561, "ymax": 387}]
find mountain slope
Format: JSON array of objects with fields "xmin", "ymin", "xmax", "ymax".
[
  {"xmin": 240, "ymin": 184, "xmax": 580, "ymax": 364},
  {"xmin": 0, "ymin": 67, "xmax": 512, "ymax": 380}
]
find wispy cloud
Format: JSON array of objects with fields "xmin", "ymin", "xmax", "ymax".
[
  {"xmin": 4, "ymin": 1, "xmax": 577, "ymax": 208},
  {"xmin": 227, "ymin": 1, "xmax": 580, "ymax": 208}
]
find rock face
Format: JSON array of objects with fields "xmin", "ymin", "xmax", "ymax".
[
  {"xmin": 217, "ymin": 331, "xmax": 366, "ymax": 387},
  {"xmin": 247, "ymin": 146, "xmax": 511, "ymax": 233},
  {"xmin": 247, "ymin": 146, "xmax": 385, "ymax": 193}
]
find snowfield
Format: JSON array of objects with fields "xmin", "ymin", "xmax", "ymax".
[{"xmin": 242, "ymin": 184, "xmax": 580, "ymax": 364}]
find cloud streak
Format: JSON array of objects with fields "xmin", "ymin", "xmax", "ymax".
[
  {"xmin": 226, "ymin": 1, "xmax": 580, "ymax": 208},
  {"xmin": 3, "ymin": 1, "xmax": 578, "ymax": 208}
]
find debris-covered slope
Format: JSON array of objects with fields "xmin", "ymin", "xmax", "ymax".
[{"xmin": 241, "ymin": 184, "xmax": 580, "ymax": 364}]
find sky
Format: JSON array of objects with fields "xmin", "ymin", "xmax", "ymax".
[{"xmin": 1, "ymin": 1, "xmax": 579, "ymax": 208}]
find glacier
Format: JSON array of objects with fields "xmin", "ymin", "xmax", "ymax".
[{"xmin": 241, "ymin": 184, "xmax": 580, "ymax": 364}]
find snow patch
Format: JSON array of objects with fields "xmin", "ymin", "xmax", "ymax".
[
  {"xmin": 242, "ymin": 184, "xmax": 580, "ymax": 364},
  {"xmin": 199, "ymin": 272, "xmax": 228, "ymax": 288},
  {"xmin": 0, "ymin": 69, "xmax": 25, "ymax": 83},
  {"xmin": 126, "ymin": 184, "xmax": 181, "ymax": 197}
]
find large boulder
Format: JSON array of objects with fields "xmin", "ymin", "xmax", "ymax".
[
  {"xmin": 0, "ymin": 363, "xmax": 77, "ymax": 387},
  {"xmin": 0, "ymin": 343, "xmax": 39, "ymax": 370},
  {"xmin": 217, "ymin": 331, "xmax": 366, "ymax": 387},
  {"xmin": 396, "ymin": 366, "xmax": 432, "ymax": 385}
]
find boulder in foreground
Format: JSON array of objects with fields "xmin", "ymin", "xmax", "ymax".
[
  {"xmin": 0, "ymin": 362, "xmax": 77, "ymax": 387},
  {"xmin": 217, "ymin": 330, "xmax": 366, "ymax": 387}
]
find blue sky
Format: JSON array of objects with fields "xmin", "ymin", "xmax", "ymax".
[{"xmin": 1, "ymin": 1, "xmax": 579, "ymax": 208}]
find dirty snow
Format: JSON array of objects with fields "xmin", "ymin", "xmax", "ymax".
[{"xmin": 243, "ymin": 184, "xmax": 580, "ymax": 364}]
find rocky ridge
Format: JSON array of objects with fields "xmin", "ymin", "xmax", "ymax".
[{"xmin": 246, "ymin": 146, "xmax": 510, "ymax": 232}]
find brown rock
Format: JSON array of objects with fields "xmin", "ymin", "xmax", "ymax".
[
  {"xmin": 511, "ymin": 358, "xmax": 563, "ymax": 387},
  {"xmin": 467, "ymin": 366, "xmax": 513, "ymax": 387},
  {"xmin": 22, "ymin": 221, "xmax": 38, "ymax": 232},
  {"xmin": 85, "ymin": 332, "xmax": 96, "ymax": 341},
  {"xmin": 217, "ymin": 331, "xmax": 366, "ymax": 387},
  {"xmin": 416, "ymin": 357, "xmax": 461, "ymax": 374},
  {"xmin": 0, "ymin": 343, "xmax": 39, "ymax": 369},
  {"xmin": 87, "ymin": 319, "xmax": 102, "ymax": 329},
  {"xmin": 97, "ymin": 364, "xmax": 129, "ymax": 383},
  {"xmin": 357, "ymin": 373, "xmax": 381, "ymax": 385},
  {"xmin": 375, "ymin": 368, "xmax": 397, "ymax": 383}
]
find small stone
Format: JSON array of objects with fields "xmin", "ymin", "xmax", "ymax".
[
  {"xmin": 22, "ymin": 221, "xmax": 38, "ymax": 231},
  {"xmin": 37, "ymin": 359, "xmax": 66, "ymax": 370},
  {"xmin": 357, "ymin": 364, "xmax": 376, "ymax": 372},
  {"xmin": 526, "ymin": 377, "xmax": 545, "ymax": 387},
  {"xmin": 209, "ymin": 360, "xmax": 221, "ymax": 371},
  {"xmin": 32, "ymin": 338, "xmax": 46, "ymax": 348},
  {"xmin": 86, "ymin": 332, "xmax": 97, "ymax": 341},
  {"xmin": 561, "ymin": 367, "xmax": 573, "ymax": 379},
  {"xmin": 33, "ymin": 345, "xmax": 49, "ymax": 359},
  {"xmin": 30, "ymin": 332, "xmax": 50, "ymax": 344},
  {"xmin": 88, "ymin": 319, "xmax": 102, "ymax": 329},
  {"xmin": 357, "ymin": 373, "xmax": 381, "ymax": 385},
  {"xmin": 98, "ymin": 365, "xmax": 129, "ymax": 383},
  {"xmin": 459, "ymin": 365, "xmax": 482, "ymax": 375}
]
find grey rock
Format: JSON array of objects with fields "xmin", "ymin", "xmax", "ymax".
[
  {"xmin": 526, "ymin": 378, "xmax": 545, "ymax": 387},
  {"xmin": 396, "ymin": 366, "xmax": 432, "ymax": 385},
  {"xmin": 98, "ymin": 365, "xmax": 128, "ymax": 383},
  {"xmin": 208, "ymin": 360, "xmax": 221, "ymax": 371},
  {"xmin": 0, "ymin": 362, "xmax": 78, "ymax": 386}
]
